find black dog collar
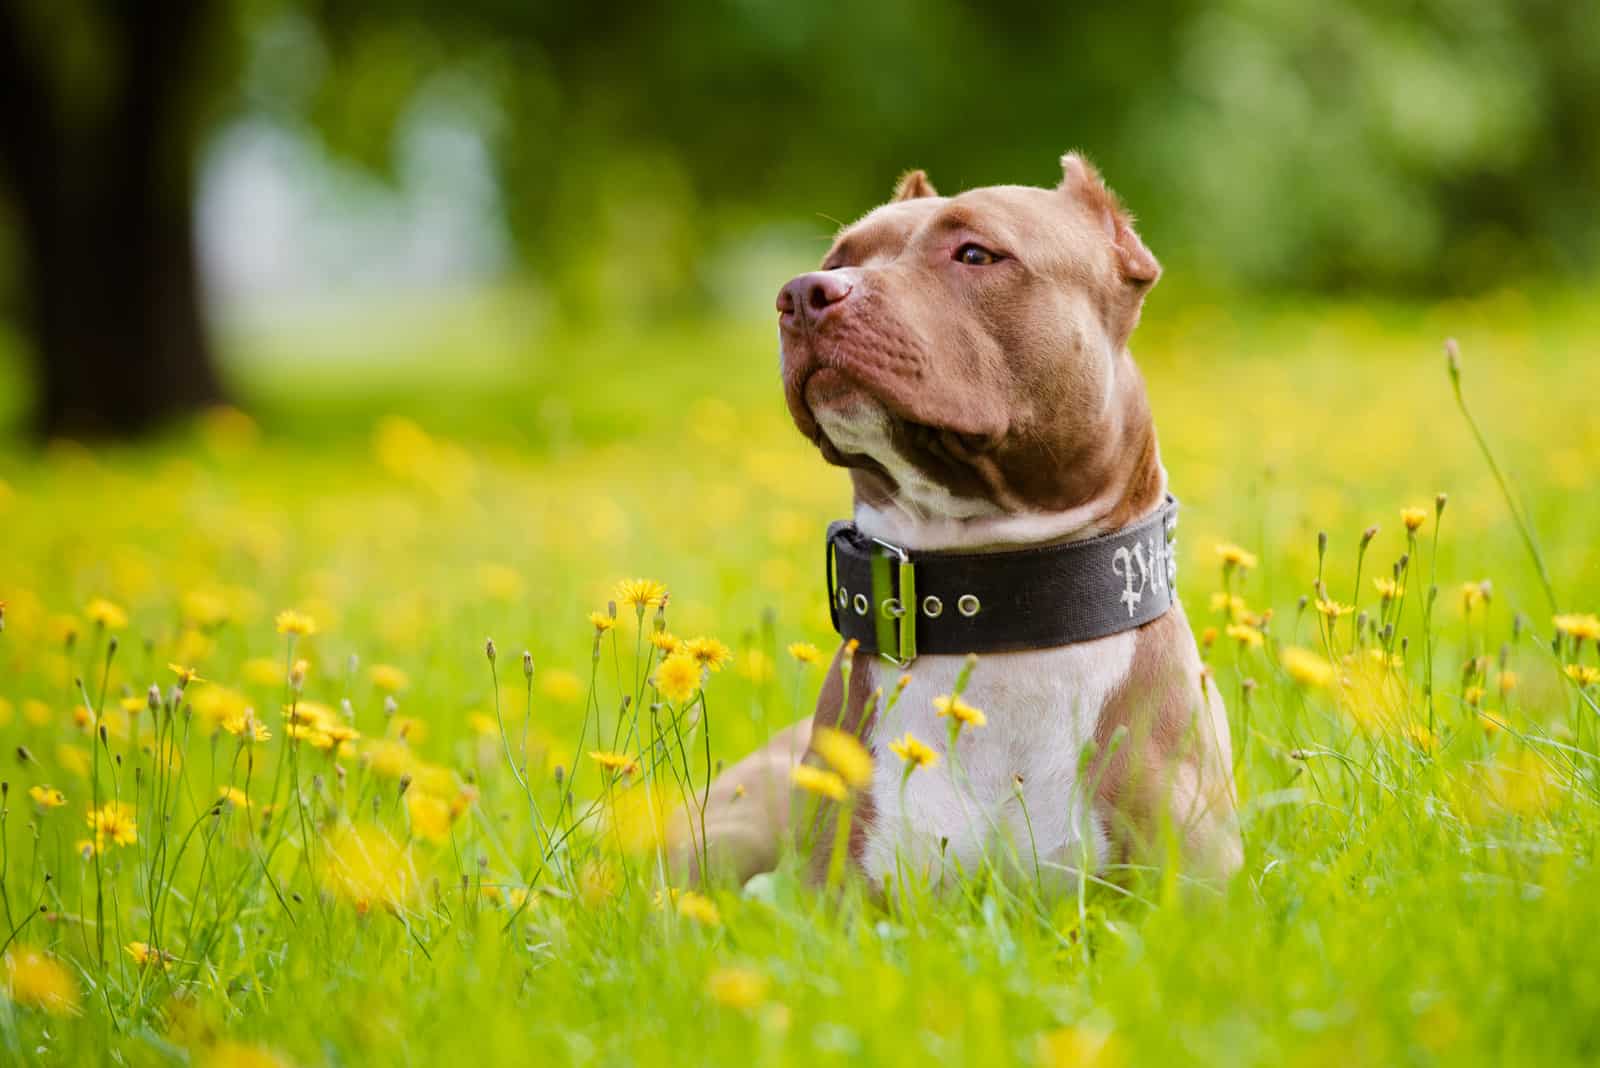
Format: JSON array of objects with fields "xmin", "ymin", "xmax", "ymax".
[{"xmin": 826, "ymin": 495, "xmax": 1179, "ymax": 666}]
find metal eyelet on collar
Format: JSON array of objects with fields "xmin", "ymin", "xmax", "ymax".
[
  {"xmin": 922, "ymin": 595, "xmax": 943, "ymax": 618},
  {"xmin": 881, "ymin": 597, "xmax": 905, "ymax": 619},
  {"xmin": 957, "ymin": 594, "xmax": 981, "ymax": 617},
  {"xmin": 853, "ymin": 593, "xmax": 869, "ymax": 616},
  {"xmin": 837, "ymin": 587, "xmax": 849, "ymax": 609}
]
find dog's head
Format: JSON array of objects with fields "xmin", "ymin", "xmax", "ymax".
[{"xmin": 779, "ymin": 153, "xmax": 1162, "ymax": 532}]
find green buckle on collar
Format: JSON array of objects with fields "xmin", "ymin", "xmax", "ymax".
[{"xmin": 869, "ymin": 537, "xmax": 917, "ymax": 668}]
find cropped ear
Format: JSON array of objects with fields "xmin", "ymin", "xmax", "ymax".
[
  {"xmin": 1059, "ymin": 152, "xmax": 1160, "ymax": 287},
  {"xmin": 892, "ymin": 169, "xmax": 939, "ymax": 202}
]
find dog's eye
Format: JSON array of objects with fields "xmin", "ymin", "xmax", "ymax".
[{"xmin": 954, "ymin": 243, "xmax": 1003, "ymax": 266}]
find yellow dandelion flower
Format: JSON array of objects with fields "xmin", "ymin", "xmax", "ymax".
[
  {"xmin": 655, "ymin": 651, "xmax": 702, "ymax": 704},
  {"xmin": 86, "ymin": 801, "xmax": 138, "ymax": 848},
  {"xmin": 85, "ymin": 598, "xmax": 128, "ymax": 630},
  {"xmin": 684, "ymin": 636, "xmax": 733, "ymax": 672},
  {"xmin": 1200, "ymin": 626, "xmax": 1218, "ymax": 649},
  {"xmin": 792, "ymin": 764, "xmax": 848, "ymax": 801},
  {"xmin": 221, "ymin": 707, "xmax": 271, "ymax": 743},
  {"xmin": 933, "ymin": 693, "xmax": 987, "ymax": 729},
  {"xmin": 217, "ymin": 786, "xmax": 251, "ymax": 811},
  {"xmin": 675, "ymin": 890, "xmax": 721, "ymax": 927},
  {"xmin": 369, "ymin": 664, "xmax": 410, "ymax": 692},
  {"xmin": 274, "ymin": 609, "xmax": 317, "ymax": 636},
  {"xmin": 1373, "ymin": 578, "xmax": 1403, "ymax": 601},
  {"xmin": 707, "ymin": 966, "xmax": 769, "ymax": 1010},
  {"xmin": 1405, "ymin": 724, "xmax": 1438, "ymax": 751},
  {"xmin": 786, "ymin": 641, "xmax": 823, "ymax": 665},
  {"xmin": 167, "ymin": 663, "xmax": 203, "ymax": 685},
  {"xmin": 1038, "ymin": 1026, "xmax": 1122, "ymax": 1068},
  {"xmin": 1565, "ymin": 664, "xmax": 1600, "ymax": 687},
  {"xmin": 589, "ymin": 750, "xmax": 640, "ymax": 776},
  {"xmin": 649, "ymin": 630, "xmax": 681, "ymax": 654},
  {"xmin": 738, "ymin": 648, "xmax": 774, "ymax": 682},
  {"xmin": 1209, "ymin": 592, "xmax": 1249, "ymax": 621},
  {"xmin": 1214, "ymin": 543, "xmax": 1258, "ymax": 570},
  {"xmin": 1464, "ymin": 685, "xmax": 1485, "ymax": 708},
  {"xmin": 239, "ymin": 657, "xmax": 282, "ymax": 687},
  {"xmin": 284, "ymin": 722, "xmax": 333, "ymax": 749},
  {"xmin": 588, "ymin": 610, "xmax": 617, "ymax": 633},
  {"xmin": 1460, "ymin": 582, "xmax": 1490, "ymax": 612},
  {"xmin": 125, "ymin": 942, "xmax": 173, "ymax": 971},
  {"xmin": 888, "ymin": 732, "xmax": 940, "ymax": 771},
  {"xmin": 1554, "ymin": 613, "xmax": 1600, "ymax": 642},
  {"xmin": 1315, "ymin": 598, "xmax": 1354, "ymax": 619},
  {"xmin": 29, "ymin": 785, "xmax": 67, "ymax": 809},
  {"xmin": 1401, "ymin": 507, "xmax": 1428, "ymax": 532},
  {"xmin": 204, "ymin": 1041, "xmax": 295, "ymax": 1068},
  {"xmin": 541, "ymin": 669, "xmax": 584, "ymax": 702},
  {"xmin": 3, "ymin": 947, "xmax": 80, "ymax": 1016},
  {"xmin": 180, "ymin": 589, "xmax": 231, "ymax": 627},
  {"xmin": 1224, "ymin": 623, "xmax": 1265, "ymax": 649},
  {"xmin": 614, "ymin": 578, "xmax": 668, "ymax": 610},
  {"xmin": 320, "ymin": 822, "xmax": 416, "ymax": 909},
  {"xmin": 468, "ymin": 713, "xmax": 498, "ymax": 736},
  {"xmin": 119, "ymin": 696, "xmax": 147, "ymax": 713},
  {"xmin": 1499, "ymin": 671, "xmax": 1519, "ymax": 695},
  {"xmin": 1281, "ymin": 647, "xmax": 1336, "ymax": 689},
  {"xmin": 406, "ymin": 791, "xmax": 455, "ymax": 844},
  {"xmin": 812, "ymin": 726, "xmax": 874, "ymax": 788}
]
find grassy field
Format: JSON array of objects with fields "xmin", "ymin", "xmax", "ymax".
[{"xmin": 2, "ymin": 286, "xmax": 1599, "ymax": 1066}]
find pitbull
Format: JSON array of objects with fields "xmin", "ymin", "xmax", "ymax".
[{"xmin": 694, "ymin": 153, "xmax": 1241, "ymax": 888}]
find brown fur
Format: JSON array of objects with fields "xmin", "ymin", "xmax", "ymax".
[{"xmin": 686, "ymin": 154, "xmax": 1240, "ymax": 887}]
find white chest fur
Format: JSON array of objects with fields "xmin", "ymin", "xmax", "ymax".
[{"xmin": 858, "ymin": 634, "xmax": 1133, "ymax": 887}]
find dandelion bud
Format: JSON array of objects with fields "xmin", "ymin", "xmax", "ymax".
[
  {"xmin": 1296, "ymin": 594, "xmax": 1308, "ymax": 613},
  {"xmin": 99, "ymin": 724, "xmax": 108, "ymax": 744},
  {"xmin": 336, "ymin": 764, "xmax": 347, "ymax": 787},
  {"xmin": 1427, "ymin": 585, "xmax": 1438, "ymax": 606},
  {"xmin": 1444, "ymin": 337, "xmax": 1461, "ymax": 385},
  {"xmin": 288, "ymin": 662, "xmax": 306, "ymax": 691},
  {"xmin": 0, "ymin": 781, "xmax": 7, "ymax": 799},
  {"xmin": 1498, "ymin": 642, "xmax": 1510, "ymax": 670},
  {"xmin": 553, "ymin": 765, "xmax": 565, "ymax": 786},
  {"xmin": 1317, "ymin": 531, "xmax": 1328, "ymax": 557},
  {"xmin": 1435, "ymin": 493, "xmax": 1447, "ymax": 517},
  {"xmin": 147, "ymin": 685, "xmax": 161, "ymax": 711},
  {"xmin": 108, "ymin": 636, "xmax": 119, "ymax": 656},
  {"xmin": 383, "ymin": 696, "xmax": 398, "ymax": 718},
  {"xmin": 1361, "ymin": 526, "xmax": 1378, "ymax": 548},
  {"xmin": 607, "ymin": 600, "xmax": 617, "ymax": 620},
  {"xmin": 485, "ymin": 638, "xmax": 497, "ymax": 662},
  {"xmin": 523, "ymin": 651, "xmax": 534, "ymax": 679},
  {"xmin": 169, "ymin": 685, "xmax": 184, "ymax": 708},
  {"xmin": 340, "ymin": 698, "xmax": 354, "ymax": 720},
  {"xmin": 1397, "ymin": 553, "xmax": 1409, "ymax": 571},
  {"xmin": 478, "ymin": 854, "xmax": 489, "ymax": 871},
  {"xmin": 16, "ymin": 746, "xmax": 34, "ymax": 764},
  {"xmin": 398, "ymin": 773, "xmax": 412, "ymax": 797},
  {"xmin": 1401, "ymin": 636, "xmax": 1409, "ymax": 658},
  {"xmin": 1512, "ymin": 613, "xmax": 1525, "ymax": 641},
  {"xmin": 1381, "ymin": 623, "xmax": 1394, "ymax": 644}
]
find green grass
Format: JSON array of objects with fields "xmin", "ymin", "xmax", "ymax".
[{"xmin": 2, "ymin": 286, "xmax": 1600, "ymax": 1066}]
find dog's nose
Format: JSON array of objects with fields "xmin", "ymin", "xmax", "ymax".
[{"xmin": 777, "ymin": 271, "xmax": 853, "ymax": 328}]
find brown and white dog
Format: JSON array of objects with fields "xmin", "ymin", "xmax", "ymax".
[{"xmin": 694, "ymin": 154, "xmax": 1241, "ymax": 888}]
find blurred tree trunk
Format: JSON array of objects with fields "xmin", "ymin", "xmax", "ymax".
[{"xmin": 0, "ymin": 0, "xmax": 224, "ymax": 439}]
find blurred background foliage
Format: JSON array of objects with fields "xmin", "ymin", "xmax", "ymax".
[{"xmin": 0, "ymin": 0, "xmax": 1597, "ymax": 436}]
